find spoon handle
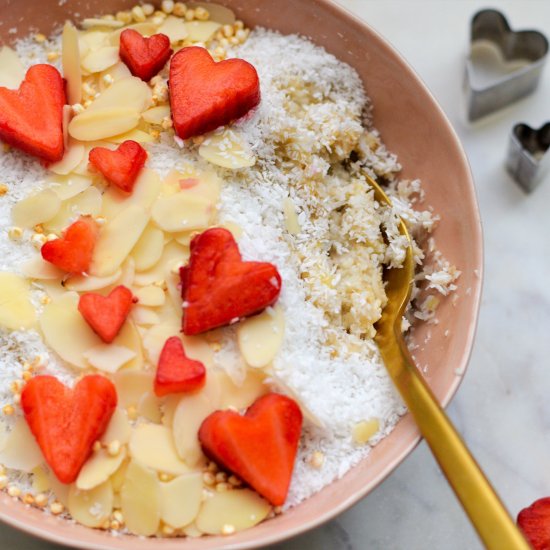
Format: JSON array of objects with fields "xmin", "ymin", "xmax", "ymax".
[{"xmin": 389, "ymin": 339, "xmax": 529, "ymax": 549}]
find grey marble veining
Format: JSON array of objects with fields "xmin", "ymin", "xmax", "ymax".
[{"xmin": 3, "ymin": 1, "xmax": 550, "ymax": 549}]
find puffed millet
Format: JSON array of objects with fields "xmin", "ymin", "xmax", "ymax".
[
  {"xmin": 213, "ymin": 46, "xmax": 226, "ymax": 60},
  {"xmin": 50, "ymin": 501, "xmax": 64, "ymax": 515},
  {"xmin": 33, "ymin": 223, "xmax": 44, "ymax": 234},
  {"xmin": 194, "ymin": 6, "xmax": 209, "ymax": 20},
  {"xmin": 216, "ymin": 482, "xmax": 230, "ymax": 492},
  {"xmin": 107, "ymin": 440, "xmax": 121, "ymax": 457},
  {"xmin": 72, "ymin": 103, "xmax": 85, "ymax": 115},
  {"xmin": 0, "ymin": 183, "xmax": 8, "ymax": 195},
  {"xmin": 228, "ymin": 475, "xmax": 241, "ymax": 486},
  {"xmin": 35, "ymin": 493, "xmax": 48, "ymax": 507},
  {"xmin": 102, "ymin": 74, "xmax": 114, "ymax": 87},
  {"xmin": 110, "ymin": 520, "xmax": 121, "ymax": 530},
  {"xmin": 234, "ymin": 20, "xmax": 244, "ymax": 29},
  {"xmin": 82, "ymin": 82, "xmax": 96, "ymax": 97},
  {"xmin": 162, "ymin": 524, "xmax": 175, "ymax": 535},
  {"xmin": 22, "ymin": 370, "xmax": 33, "ymax": 381},
  {"xmin": 152, "ymin": 15, "xmax": 165, "ymax": 25},
  {"xmin": 221, "ymin": 524, "xmax": 235, "ymax": 536},
  {"xmin": 8, "ymin": 227, "xmax": 23, "ymax": 240},
  {"xmin": 161, "ymin": 0, "xmax": 174, "ymax": 14},
  {"xmin": 10, "ymin": 380, "xmax": 22, "ymax": 394},
  {"xmin": 173, "ymin": 2, "xmax": 187, "ymax": 17},
  {"xmin": 112, "ymin": 510, "xmax": 124, "ymax": 524},
  {"xmin": 131, "ymin": 5, "xmax": 147, "ymax": 22},
  {"xmin": 141, "ymin": 3, "xmax": 155, "ymax": 16},
  {"xmin": 184, "ymin": 9, "xmax": 195, "ymax": 21},
  {"xmin": 46, "ymin": 51, "xmax": 59, "ymax": 61},
  {"xmin": 126, "ymin": 405, "xmax": 138, "ymax": 420},
  {"xmin": 222, "ymin": 24, "xmax": 234, "ymax": 38},
  {"xmin": 202, "ymin": 472, "xmax": 215, "ymax": 486},
  {"xmin": 93, "ymin": 440, "xmax": 102, "ymax": 453},
  {"xmin": 31, "ymin": 233, "xmax": 47, "ymax": 249},
  {"xmin": 7, "ymin": 485, "xmax": 21, "ymax": 497},
  {"xmin": 307, "ymin": 450, "xmax": 325, "ymax": 468},
  {"xmin": 83, "ymin": 99, "xmax": 92, "ymax": 108},
  {"xmin": 207, "ymin": 461, "xmax": 218, "ymax": 473},
  {"xmin": 0, "ymin": 475, "xmax": 8, "ymax": 489},
  {"xmin": 12, "ymin": 394, "xmax": 20, "ymax": 405},
  {"xmin": 23, "ymin": 493, "xmax": 35, "ymax": 505},
  {"xmin": 215, "ymin": 472, "xmax": 227, "ymax": 483},
  {"xmin": 116, "ymin": 11, "xmax": 133, "ymax": 24},
  {"xmin": 161, "ymin": 117, "xmax": 173, "ymax": 130},
  {"xmin": 150, "ymin": 129, "xmax": 161, "ymax": 140},
  {"xmin": 34, "ymin": 33, "xmax": 47, "ymax": 43},
  {"xmin": 235, "ymin": 29, "xmax": 248, "ymax": 43}
]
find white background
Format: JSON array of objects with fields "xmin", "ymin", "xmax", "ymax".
[{"xmin": 4, "ymin": 1, "xmax": 550, "ymax": 549}]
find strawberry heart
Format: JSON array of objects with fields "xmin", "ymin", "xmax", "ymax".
[
  {"xmin": 169, "ymin": 46, "xmax": 260, "ymax": 139},
  {"xmin": 41, "ymin": 217, "xmax": 98, "ymax": 274},
  {"xmin": 154, "ymin": 336, "xmax": 206, "ymax": 397},
  {"xmin": 89, "ymin": 140, "xmax": 147, "ymax": 193},
  {"xmin": 180, "ymin": 228, "xmax": 282, "ymax": 335},
  {"xmin": 0, "ymin": 64, "xmax": 65, "ymax": 162},
  {"xmin": 119, "ymin": 28, "xmax": 173, "ymax": 82},
  {"xmin": 199, "ymin": 393, "xmax": 303, "ymax": 506},
  {"xmin": 21, "ymin": 375, "xmax": 117, "ymax": 484},
  {"xmin": 78, "ymin": 285, "xmax": 135, "ymax": 343}
]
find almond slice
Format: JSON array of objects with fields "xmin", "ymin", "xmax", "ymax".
[
  {"xmin": 32, "ymin": 465, "xmax": 51, "ymax": 493},
  {"xmin": 69, "ymin": 107, "xmax": 141, "ymax": 141},
  {"xmin": 219, "ymin": 370, "xmax": 269, "ymax": 410},
  {"xmin": 110, "ymin": 456, "xmax": 129, "ymax": 492},
  {"xmin": 81, "ymin": 18, "xmax": 124, "ymax": 30},
  {"xmin": 133, "ymin": 241, "xmax": 188, "ymax": 286},
  {"xmin": 189, "ymin": 2, "xmax": 236, "ymax": 25},
  {"xmin": 11, "ymin": 189, "xmax": 61, "ymax": 228},
  {"xmin": 76, "ymin": 447, "xmax": 127, "ymax": 490},
  {"xmin": 142, "ymin": 105, "xmax": 171, "ymax": 125},
  {"xmin": 163, "ymin": 168, "xmax": 221, "ymax": 203},
  {"xmin": 142, "ymin": 323, "xmax": 180, "ymax": 365},
  {"xmin": 48, "ymin": 142, "xmax": 86, "ymax": 176},
  {"xmin": 112, "ymin": 320, "xmax": 143, "ymax": 371},
  {"xmin": 80, "ymin": 31, "xmax": 110, "ymax": 53},
  {"xmin": 86, "ymin": 76, "xmax": 152, "ymax": 114},
  {"xmin": 48, "ymin": 470, "xmax": 70, "ymax": 506},
  {"xmin": 81, "ymin": 46, "xmax": 120, "ymax": 74},
  {"xmin": 158, "ymin": 16, "xmax": 189, "ymax": 43},
  {"xmin": 185, "ymin": 21, "xmax": 221, "ymax": 42},
  {"xmin": 108, "ymin": 129, "xmax": 155, "ymax": 144},
  {"xmin": 121, "ymin": 460, "xmax": 161, "ymax": 536},
  {"xmin": 62, "ymin": 22, "xmax": 82, "ymax": 105},
  {"xmin": 237, "ymin": 306, "xmax": 285, "ymax": 368},
  {"xmin": 138, "ymin": 392, "xmax": 163, "ymax": 424},
  {"xmin": 0, "ymin": 46, "xmax": 25, "ymax": 89},
  {"xmin": 131, "ymin": 225, "xmax": 164, "ymax": 272},
  {"xmin": 117, "ymin": 257, "xmax": 136, "ymax": 288},
  {"xmin": 99, "ymin": 62, "xmax": 132, "ymax": 92},
  {"xmin": 131, "ymin": 306, "xmax": 160, "ymax": 327},
  {"xmin": 91, "ymin": 204, "xmax": 150, "ymax": 277},
  {"xmin": 152, "ymin": 192, "xmax": 214, "ymax": 232},
  {"xmin": 0, "ymin": 417, "xmax": 43, "ymax": 472},
  {"xmin": 48, "ymin": 174, "xmax": 92, "ymax": 200},
  {"xmin": 68, "ymin": 481, "xmax": 113, "ymax": 527},
  {"xmin": 40, "ymin": 293, "xmax": 101, "ymax": 369},
  {"xmin": 43, "ymin": 186, "xmax": 102, "ymax": 233},
  {"xmin": 134, "ymin": 285, "xmax": 165, "ymax": 307},
  {"xmin": 129, "ymin": 424, "xmax": 190, "ymax": 475},
  {"xmin": 22, "ymin": 256, "xmax": 65, "ymax": 280},
  {"xmin": 159, "ymin": 472, "xmax": 202, "ymax": 528},
  {"xmin": 102, "ymin": 408, "xmax": 132, "ymax": 445},
  {"xmin": 0, "ymin": 273, "xmax": 36, "ymax": 330},
  {"xmin": 64, "ymin": 269, "xmax": 122, "ymax": 292},
  {"xmin": 283, "ymin": 197, "xmax": 301, "ymax": 234},
  {"xmin": 182, "ymin": 522, "xmax": 203, "ymax": 537},
  {"xmin": 196, "ymin": 489, "xmax": 270, "ymax": 535},
  {"xmin": 113, "ymin": 370, "xmax": 154, "ymax": 408},
  {"xmin": 199, "ymin": 129, "xmax": 256, "ymax": 169},
  {"xmin": 83, "ymin": 344, "xmax": 136, "ymax": 373}
]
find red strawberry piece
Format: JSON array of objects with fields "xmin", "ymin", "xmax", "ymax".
[
  {"xmin": 78, "ymin": 285, "xmax": 134, "ymax": 343},
  {"xmin": 21, "ymin": 375, "xmax": 117, "ymax": 484},
  {"xmin": 199, "ymin": 393, "xmax": 302, "ymax": 506},
  {"xmin": 154, "ymin": 336, "xmax": 206, "ymax": 397},
  {"xmin": 180, "ymin": 228, "xmax": 282, "ymax": 335},
  {"xmin": 169, "ymin": 46, "xmax": 260, "ymax": 139},
  {"xmin": 41, "ymin": 217, "xmax": 98, "ymax": 274},
  {"xmin": 89, "ymin": 140, "xmax": 147, "ymax": 193},
  {"xmin": 0, "ymin": 64, "xmax": 65, "ymax": 162},
  {"xmin": 518, "ymin": 497, "xmax": 550, "ymax": 549},
  {"xmin": 119, "ymin": 28, "xmax": 173, "ymax": 82}
]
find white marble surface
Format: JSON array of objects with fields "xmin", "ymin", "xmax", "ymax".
[{"xmin": 3, "ymin": 1, "xmax": 550, "ymax": 549}]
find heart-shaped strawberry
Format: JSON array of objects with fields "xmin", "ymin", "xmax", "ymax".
[
  {"xmin": 119, "ymin": 28, "xmax": 173, "ymax": 82},
  {"xmin": 78, "ymin": 285, "xmax": 135, "ymax": 343},
  {"xmin": 199, "ymin": 393, "xmax": 302, "ymax": 506},
  {"xmin": 89, "ymin": 140, "xmax": 147, "ymax": 193},
  {"xmin": 21, "ymin": 375, "xmax": 117, "ymax": 483},
  {"xmin": 169, "ymin": 46, "xmax": 260, "ymax": 139},
  {"xmin": 0, "ymin": 64, "xmax": 65, "ymax": 162},
  {"xmin": 41, "ymin": 217, "xmax": 98, "ymax": 274},
  {"xmin": 154, "ymin": 336, "xmax": 206, "ymax": 397},
  {"xmin": 518, "ymin": 497, "xmax": 550, "ymax": 550},
  {"xmin": 180, "ymin": 228, "xmax": 282, "ymax": 335}
]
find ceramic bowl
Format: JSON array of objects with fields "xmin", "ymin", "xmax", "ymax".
[{"xmin": 0, "ymin": 1, "xmax": 483, "ymax": 548}]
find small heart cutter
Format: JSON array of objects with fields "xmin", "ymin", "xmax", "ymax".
[
  {"xmin": 506, "ymin": 122, "xmax": 550, "ymax": 192},
  {"xmin": 465, "ymin": 9, "xmax": 548, "ymax": 121}
]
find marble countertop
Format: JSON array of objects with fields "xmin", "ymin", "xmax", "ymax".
[{"xmin": 3, "ymin": 1, "xmax": 550, "ymax": 549}]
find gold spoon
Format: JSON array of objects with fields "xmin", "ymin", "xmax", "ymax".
[{"xmin": 368, "ymin": 174, "xmax": 529, "ymax": 549}]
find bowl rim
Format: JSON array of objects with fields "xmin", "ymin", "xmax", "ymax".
[{"xmin": 0, "ymin": 0, "xmax": 483, "ymax": 548}]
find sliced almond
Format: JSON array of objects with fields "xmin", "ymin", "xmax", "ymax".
[
  {"xmin": 196, "ymin": 489, "xmax": 270, "ymax": 535},
  {"xmin": 172, "ymin": 392, "xmax": 215, "ymax": 467},
  {"xmin": 76, "ymin": 447, "xmax": 127, "ymax": 490},
  {"xmin": 98, "ymin": 62, "xmax": 132, "ymax": 92},
  {"xmin": 159, "ymin": 472, "xmax": 202, "ymax": 528},
  {"xmin": 199, "ymin": 129, "xmax": 256, "ymax": 169},
  {"xmin": 121, "ymin": 460, "xmax": 161, "ymax": 536},
  {"xmin": 91, "ymin": 204, "xmax": 150, "ymax": 277},
  {"xmin": 81, "ymin": 46, "xmax": 119, "ymax": 74},
  {"xmin": 40, "ymin": 292, "xmax": 101, "ymax": 369},
  {"xmin": 32, "ymin": 465, "xmax": 51, "ymax": 493},
  {"xmin": 48, "ymin": 470, "xmax": 70, "ymax": 506},
  {"xmin": 62, "ymin": 22, "xmax": 82, "ymax": 105},
  {"xmin": 68, "ymin": 481, "xmax": 113, "ymax": 527},
  {"xmin": 102, "ymin": 408, "xmax": 132, "ymax": 446},
  {"xmin": 117, "ymin": 257, "xmax": 136, "ymax": 289},
  {"xmin": 48, "ymin": 174, "xmax": 92, "ymax": 200},
  {"xmin": 80, "ymin": 31, "xmax": 110, "ymax": 53},
  {"xmin": 142, "ymin": 105, "xmax": 171, "ymax": 125},
  {"xmin": 152, "ymin": 192, "xmax": 214, "ymax": 233},
  {"xmin": 283, "ymin": 197, "xmax": 301, "ymax": 234},
  {"xmin": 64, "ymin": 269, "xmax": 122, "ymax": 292},
  {"xmin": 133, "ymin": 241, "xmax": 188, "ymax": 286},
  {"xmin": 111, "ymin": 320, "xmax": 143, "ymax": 371},
  {"xmin": 131, "ymin": 225, "xmax": 164, "ymax": 272},
  {"xmin": 87, "ymin": 76, "xmax": 152, "ymax": 114},
  {"xmin": 220, "ymin": 370, "xmax": 268, "ymax": 410},
  {"xmin": 131, "ymin": 306, "xmax": 160, "ymax": 327},
  {"xmin": 0, "ymin": 417, "xmax": 43, "ymax": 472},
  {"xmin": 12, "ymin": 189, "xmax": 61, "ymax": 228},
  {"xmin": 182, "ymin": 522, "xmax": 203, "ymax": 537},
  {"xmin": 189, "ymin": 2, "xmax": 236, "ymax": 25},
  {"xmin": 237, "ymin": 306, "xmax": 285, "ymax": 368},
  {"xmin": 22, "ymin": 256, "xmax": 65, "ymax": 280},
  {"xmin": 138, "ymin": 392, "xmax": 163, "ymax": 424},
  {"xmin": 163, "ymin": 168, "xmax": 221, "ymax": 203},
  {"xmin": 134, "ymin": 285, "xmax": 165, "ymax": 307},
  {"xmin": 158, "ymin": 16, "xmax": 189, "ymax": 43},
  {"xmin": 0, "ymin": 46, "xmax": 25, "ymax": 89},
  {"xmin": 129, "ymin": 423, "xmax": 190, "ymax": 475},
  {"xmin": 83, "ymin": 344, "xmax": 136, "ymax": 373},
  {"xmin": 48, "ymin": 142, "xmax": 86, "ymax": 176},
  {"xmin": 142, "ymin": 323, "xmax": 180, "ymax": 365},
  {"xmin": 108, "ymin": 128, "xmax": 155, "ymax": 144},
  {"xmin": 113, "ymin": 370, "xmax": 154, "ymax": 408},
  {"xmin": 81, "ymin": 18, "xmax": 124, "ymax": 30},
  {"xmin": 352, "ymin": 418, "xmax": 380, "ymax": 445},
  {"xmin": 0, "ymin": 273, "xmax": 36, "ymax": 330},
  {"xmin": 69, "ymin": 107, "xmax": 141, "ymax": 141},
  {"xmin": 185, "ymin": 21, "xmax": 221, "ymax": 42},
  {"xmin": 109, "ymin": 457, "xmax": 129, "ymax": 492}
]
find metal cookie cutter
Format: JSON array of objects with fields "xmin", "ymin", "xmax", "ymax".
[
  {"xmin": 506, "ymin": 122, "xmax": 550, "ymax": 192},
  {"xmin": 465, "ymin": 9, "xmax": 548, "ymax": 121}
]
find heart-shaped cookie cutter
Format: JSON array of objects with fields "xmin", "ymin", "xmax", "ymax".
[
  {"xmin": 465, "ymin": 9, "xmax": 548, "ymax": 121},
  {"xmin": 506, "ymin": 122, "xmax": 550, "ymax": 192}
]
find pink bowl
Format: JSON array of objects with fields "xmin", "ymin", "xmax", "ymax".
[{"xmin": 0, "ymin": 1, "xmax": 483, "ymax": 548}]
